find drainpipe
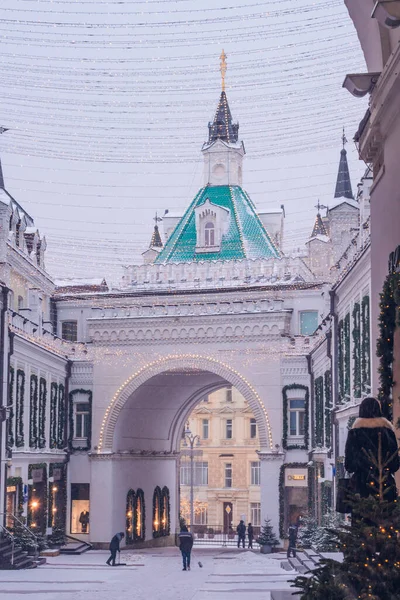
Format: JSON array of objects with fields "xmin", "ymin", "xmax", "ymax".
[
  {"xmin": 329, "ymin": 289, "xmax": 338, "ymax": 511},
  {"xmin": 0, "ymin": 285, "xmax": 10, "ymax": 525}
]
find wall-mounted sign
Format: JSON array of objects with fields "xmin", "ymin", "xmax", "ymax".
[
  {"xmin": 6, "ymin": 486, "xmax": 16, "ymax": 493},
  {"xmin": 285, "ymin": 468, "xmax": 308, "ymax": 487},
  {"xmin": 288, "ymin": 474, "xmax": 306, "ymax": 481}
]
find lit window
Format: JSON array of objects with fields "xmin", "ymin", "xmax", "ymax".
[
  {"xmin": 250, "ymin": 461, "xmax": 261, "ymax": 485},
  {"xmin": 180, "ymin": 461, "xmax": 208, "ymax": 486},
  {"xmin": 61, "ymin": 321, "xmax": 78, "ymax": 342},
  {"xmin": 250, "ymin": 418, "xmax": 257, "ymax": 439},
  {"xmin": 226, "ymin": 387, "xmax": 233, "ymax": 402},
  {"xmin": 194, "ymin": 506, "xmax": 208, "ymax": 525},
  {"xmin": 75, "ymin": 403, "xmax": 90, "ymax": 438},
  {"xmin": 299, "ymin": 311, "xmax": 318, "ymax": 335},
  {"xmin": 289, "ymin": 399, "xmax": 306, "ymax": 436},
  {"xmin": 225, "ymin": 419, "xmax": 233, "ymax": 439},
  {"xmin": 204, "ymin": 222, "xmax": 215, "ymax": 247},
  {"xmin": 250, "ymin": 502, "xmax": 261, "ymax": 527},
  {"xmin": 202, "ymin": 419, "xmax": 209, "ymax": 440},
  {"xmin": 225, "ymin": 463, "xmax": 232, "ymax": 488}
]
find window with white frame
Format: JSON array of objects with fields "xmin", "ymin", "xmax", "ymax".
[
  {"xmin": 289, "ymin": 399, "xmax": 306, "ymax": 436},
  {"xmin": 225, "ymin": 419, "xmax": 233, "ymax": 439},
  {"xmin": 202, "ymin": 419, "xmax": 209, "ymax": 440},
  {"xmin": 204, "ymin": 222, "xmax": 215, "ymax": 247},
  {"xmin": 250, "ymin": 502, "xmax": 261, "ymax": 526},
  {"xmin": 250, "ymin": 418, "xmax": 257, "ymax": 439},
  {"xmin": 250, "ymin": 461, "xmax": 261, "ymax": 485},
  {"xmin": 194, "ymin": 506, "xmax": 208, "ymax": 525},
  {"xmin": 180, "ymin": 461, "xmax": 208, "ymax": 486},
  {"xmin": 225, "ymin": 463, "xmax": 232, "ymax": 488},
  {"xmin": 75, "ymin": 403, "xmax": 90, "ymax": 438},
  {"xmin": 61, "ymin": 320, "xmax": 78, "ymax": 342},
  {"xmin": 299, "ymin": 311, "xmax": 318, "ymax": 335}
]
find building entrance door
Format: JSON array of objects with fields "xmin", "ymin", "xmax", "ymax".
[{"xmin": 223, "ymin": 502, "xmax": 233, "ymax": 534}]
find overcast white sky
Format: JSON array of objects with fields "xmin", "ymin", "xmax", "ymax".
[{"xmin": 0, "ymin": 0, "xmax": 367, "ymax": 284}]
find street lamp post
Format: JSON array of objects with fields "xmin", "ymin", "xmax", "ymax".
[{"xmin": 183, "ymin": 424, "xmax": 200, "ymax": 531}]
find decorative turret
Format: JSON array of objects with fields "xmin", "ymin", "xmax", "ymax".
[
  {"xmin": 310, "ymin": 202, "xmax": 329, "ymax": 239},
  {"xmin": 142, "ymin": 214, "xmax": 164, "ymax": 264}
]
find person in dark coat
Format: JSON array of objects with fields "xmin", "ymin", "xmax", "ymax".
[
  {"xmin": 106, "ymin": 532, "xmax": 125, "ymax": 566},
  {"xmin": 178, "ymin": 525, "xmax": 194, "ymax": 571},
  {"xmin": 236, "ymin": 520, "xmax": 246, "ymax": 549},
  {"xmin": 287, "ymin": 524, "xmax": 297, "ymax": 558},
  {"xmin": 344, "ymin": 397, "xmax": 399, "ymax": 504},
  {"xmin": 247, "ymin": 522, "xmax": 254, "ymax": 549}
]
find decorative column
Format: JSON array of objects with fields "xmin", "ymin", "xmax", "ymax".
[{"xmin": 258, "ymin": 450, "xmax": 285, "ymax": 539}]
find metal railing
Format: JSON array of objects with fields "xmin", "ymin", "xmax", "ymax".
[
  {"xmin": 184, "ymin": 524, "xmax": 260, "ymax": 547},
  {"xmin": 0, "ymin": 513, "xmax": 39, "ymax": 559},
  {"xmin": 0, "ymin": 522, "xmax": 15, "ymax": 566}
]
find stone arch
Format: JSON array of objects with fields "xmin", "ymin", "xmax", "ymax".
[{"xmin": 98, "ymin": 354, "xmax": 273, "ymax": 451}]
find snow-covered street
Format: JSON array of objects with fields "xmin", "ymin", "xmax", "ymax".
[{"xmin": 0, "ymin": 548, "xmax": 296, "ymax": 600}]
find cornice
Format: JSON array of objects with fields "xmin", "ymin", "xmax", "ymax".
[{"xmin": 90, "ymin": 450, "xmax": 180, "ymax": 461}]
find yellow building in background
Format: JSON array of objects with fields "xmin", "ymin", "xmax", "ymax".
[{"xmin": 180, "ymin": 386, "xmax": 261, "ymax": 535}]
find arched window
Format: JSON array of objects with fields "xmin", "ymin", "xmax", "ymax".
[
  {"xmin": 152, "ymin": 486, "xmax": 162, "ymax": 538},
  {"xmin": 126, "ymin": 489, "xmax": 135, "ymax": 544},
  {"xmin": 135, "ymin": 489, "xmax": 145, "ymax": 541},
  {"xmin": 161, "ymin": 487, "xmax": 170, "ymax": 536},
  {"xmin": 205, "ymin": 222, "xmax": 215, "ymax": 247},
  {"xmin": 18, "ymin": 296, "xmax": 24, "ymax": 312}
]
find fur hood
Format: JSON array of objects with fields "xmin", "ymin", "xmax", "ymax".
[{"xmin": 352, "ymin": 417, "xmax": 395, "ymax": 431}]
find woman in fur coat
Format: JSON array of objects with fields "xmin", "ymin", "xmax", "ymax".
[{"xmin": 345, "ymin": 397, "xmax": 399, "ymax": 501}]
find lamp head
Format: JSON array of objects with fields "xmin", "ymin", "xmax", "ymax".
[{"xmin": 372, "ymin": 1, "xmax": 400, "ymax": 28}]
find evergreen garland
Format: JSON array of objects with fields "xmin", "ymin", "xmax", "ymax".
[
  {"xmin": 68, "ymin": 389, "xmax": 93, "ymax": 451},
  {"xmin": 376, "ymin": 274, "xmax": 400, "ymax": 420},
  {"xmin": 161, "ymin": 486, "xmax": 171, "ymax": 536},
  {"xmin": 324, "ymin": 370, "xmax": 332, "ymax": 448},
  {"xmin": 29, "ymin": 374, "xmax": 38, "ymax": 449},
  {"xmin": 57, "ymin": 383, "xmax": 65, "ymax": 449},
  {"xmin": 7, "ymin": 366, "xmax": 14, "ymax": 449},
  {"xmin": 126, "ymin": 489, "xmax": 135, "ymax": 544},
  {"xmin": 6, "ymin": 476, "xmax": 23, "ymax": 515},
  {"xmin": 361, "ymin": 294, "xmax": 371, "ymax": 394},
  {"xmin": 15, "ymin": 369, "xmax": 25, "ymax": 448},
  {"xmin": 48, "ymin": 462, "xmax": 67, "ymax": 540},
  {"xmin": 282, "ymin": 384, "xmax": 309, "ymax": 450},
  {"xmin": 344, "ymin": 313, "xmax": 351, "ymax": 399},
  {"xmin": 279, "ymin": 462, "xmax": 308, "ymax": 538},
  {"xmin": 314, "ymin": 376, "xmax": 324, "ymax": 447},
  {"xmin": 50, "ymin": 382, "xmax": 58, "ymax": 449},
  {"xmin": 134, "ymin": 488, "xmax": 145, "ymax": 541},
  {"xmin": 152, "ymin": 486, "xmax": 162, "ymax": 538},
  {"xmin": 338, "ymin": 318, "xmax": 344, "ymax": 403},
  {"xmin": 28, "ymin": 462, "xmax": 48, "ymax": 535},
  {"xmin": 352, "ymin": 302, "xmax": 361, "ymax": 398},
  {"xmin": 38, "ymin": 377, "xmax": 47, "ymax": 449}
]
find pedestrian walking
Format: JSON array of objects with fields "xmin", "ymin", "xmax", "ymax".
[
  {"xmin": 287, "ymin": 524, "xmax": 297, "ymax": 558},
  {"xmin": 106, "ymin": 532, "xmax": 125, "ymax": 566},
  {"xmin": 247, "ymin": 522, "xmax": 254, "ymax": 549},
  {"xmin": 178, "ymin": 525, "xmax": 194, "ymax": 571},
  {"xmin": 236, "ymin": 520, "xmax": 246, "ymax": 549}
]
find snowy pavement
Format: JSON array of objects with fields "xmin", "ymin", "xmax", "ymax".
[{"xmin": 0, "ymin": 547, "xmax": 297, "ymax": 600}]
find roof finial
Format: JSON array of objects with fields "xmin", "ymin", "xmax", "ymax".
[
  {"xmin": 342, "ymin": 126, "xmax": 347, "ymax": 149},
  {"xmin": 153, "ymin": 212, "xmax": 162, "ymax": 224},
  {"xmin": 220, "ymin": 49, "xmax": 227, "ymax": 92},
  {"xmin": 315, "ymin": 200, "xmax": 327, "ymax": 215}
]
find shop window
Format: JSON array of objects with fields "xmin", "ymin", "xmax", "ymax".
[
  {"xmin": 289, "ymin": 399, "xmax": 306, "ymax": 436},
  {"xmin": 61, "ymin": 320, "xmax": 78, "ymax": 342},
  {"xmin": 202, "ymin": 419, "xmax": 209, "ymax": 440},
  {"xmin": 225, "ymin": 419, "xmax": 233, "ymax": 439},
  {"xmin": 28, "ymin": 465, "xmax": 47, "ymax": 534},
  {"xmin": 180, "ymin": 461, "xmax": 208, "ymax": 485},
  {"xmin": 75, "ymin": 403, "xmax": 90, "ymax": 438},
  {"xmin": 225, "ymin": 463, "xmax": 232, "ymax": 488},
  {"xmin": 250, "ymin": 461, "xmax": 261, "ymax": 485},
  {"xmin": 250, "ymin": 502, "xmax": 261, "ymax": 527},
  {"xmin": 250, "ymin": 418, "xmax": 257, "ymax": 439},
  {"xmin": 299, "ymin": 311, "xmax": 318, "ymax": 335},
  {"xmin": 71, "ymin": 483, "xmax": 90, "ymax": 534},
  {"xmin": 49, "ymin": 466, "xmax": 66, "ymax": 530}
]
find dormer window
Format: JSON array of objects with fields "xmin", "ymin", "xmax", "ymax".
[{"xmin": 205, "ymin": 222, "xmax": 215, "ymax": 247}]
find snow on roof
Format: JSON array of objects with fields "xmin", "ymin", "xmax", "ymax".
[
  {"xmin": 55, "ymin": 278, "xmax": 107, "ymax": 288},
  {"xmin": 328, "ymin": 198, "xmax": 359, "ymax": 211},
  {"xmin": 25, "ymin": 226, "xmax": 38, "ymax": 235},
  {"xmin": 257, "ymin": 208, "xmax": 283, "ymax": 215},
  {"xmin": 306, "ymin": 234, "xmax": 330, "ymax": 244}
]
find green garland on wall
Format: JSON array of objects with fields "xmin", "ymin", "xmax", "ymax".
[
  {"xmin": 338, "ymin": 318, "xmax": 344, "ymax": 403},
  {"xmin": 344, "ymin": 313, "xmax": 351, "ymax": 399},
  {"xmin": 28, "ymin": 462, "xmax": 48, "ymax": 535},
  {"xmin": 152, "ymin": 486, "xmax": 162, "ymax": 538},
  {"xmin": 161, "ymin": 486, "xmax": 171, "ymax": 537},
  {"xmin": 15, "ymin": 369, "xmax": 25, "ymax": 448},
  {"xmin": 68, "ymin": 389, "xmax": 93, "ymax": 451},
  {"xmin": 361, "ymin": 295, "xmax": 371, "ymax": 394},
  {"xmin": 57, "ymin": 384, "xmax": 65, "ymax": 449},
  {"xmin": 7, "ymin": 366, "xmax": 15, "ymax": 449},
  {"xmin": 279, "ymin": 462, "xmax": 308, "ymax": 538},
  {"xmin": 314, "ymin": 376, "xmax": 324, "ymax": 447},
  {"xmin": 282, "ymin": 384, "xmax": 309, "ymax": 450},
  {"xmin": 7, "ymin": 476, "xmax": 23, "ymax": 515},
  {"xmin": 324, "ymin": 370, "xmax": 332, "ymax": 448},
  {"xmin": 29, "ymin": 374, "xmax": 38, "ymax": 449},
  {"xmin": 126, "ymin": 489, "xmax": 135, "ymax": 544},
  {"xmin": 38, "ymin": 378, "xmax": 47, "ymax": 449},
  {"xmin": 50, "ymin": 382, "xmax": 58, "ymax": 449},
  {"xmin": 376, "ymin": 274, "xmax": 400, "ymax": 420},
  {"xmin": 48, "ymin": 462, "xmax": 67, "ymax": 538},
  {"xmin": 352, "ymin": 302, "xmax": 361, "ymax": 398},
  {"xmin": 135, "ymin": 488, "xmax": 145, "ymax": 542}
]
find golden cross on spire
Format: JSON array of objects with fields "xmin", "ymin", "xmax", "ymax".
[{"xmin": 220, "ymin": 49, "xmax": 227, "ymax": 92}]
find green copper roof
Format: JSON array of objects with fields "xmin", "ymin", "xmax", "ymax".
[{"xmin": 155, "ymin": 185, "xmax": 280, "ymax": 264}]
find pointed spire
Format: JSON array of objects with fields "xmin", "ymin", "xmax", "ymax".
[
  {"xmin": 334, "ymin": 128, "xmax": 353, "ymax": 199},
  {"xmin": 208, "ymin": 52, "xmax": 239, "ymax": 144},
  {"xmin": 0, "ymin": 127, "xmax": 9, "ymax": 190},
  {"xmin": 150, "ymin": 213, "xmax": 163, "ymax": 248},
  {"xmin": 310, "ymin": 201, "xmax": 328, "ymax": 237}
]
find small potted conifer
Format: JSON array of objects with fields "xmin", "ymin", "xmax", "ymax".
[{"xmin": 256, "ymin": 518, "xmax": 279, "ymax": 554}]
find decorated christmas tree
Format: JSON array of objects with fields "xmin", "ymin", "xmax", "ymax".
[{"xmin": 257, "ymin": 518, "xmax": 279, "ymax": 547}]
